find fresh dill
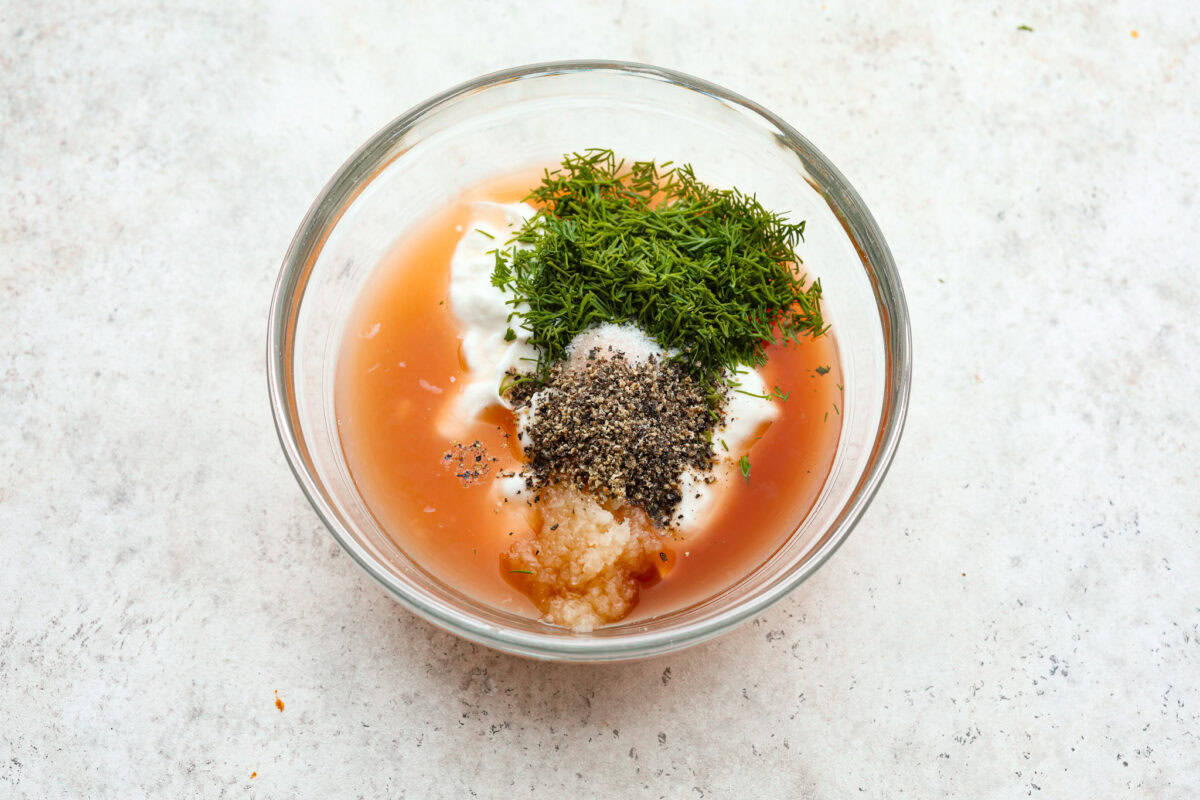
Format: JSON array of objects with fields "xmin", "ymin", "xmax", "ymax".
[
  {"xmin": 815, "ymin": 365, "xmax": 831, "ymax": 375},
  {"xmin": 738, "ymin": 454, "xmax": 752, "ymax": 482},
  {"xmin": 491, "ymin": 149, "xmax": 825, "ymax": 396}
]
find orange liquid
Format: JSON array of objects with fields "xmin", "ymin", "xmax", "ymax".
[{"xmin": 336, "ymin": 176, "xmax": 843, "ymax": 623}]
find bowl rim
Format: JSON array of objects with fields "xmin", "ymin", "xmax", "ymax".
[{"xmin": 267, "ymin": 60, "xmax": 912, "ymax": 661}]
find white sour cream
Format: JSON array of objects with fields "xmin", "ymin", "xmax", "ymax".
[
  {"xmin": 676, "ymin": 363, "xmax": 778, "ymax": 532},
  {"xmin": 441, "ymin": 201, "xmax": 538, "ymax": 434}
]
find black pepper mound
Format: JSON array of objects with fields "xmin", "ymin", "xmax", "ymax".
[{"xmin": 508, "ymin": 348, "xmax": 720, "ymax": 527}]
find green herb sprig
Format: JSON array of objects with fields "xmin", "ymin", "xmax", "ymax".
[{"xmin": 492, "ymin": 150, "xmax": 825, "ymax": 396}]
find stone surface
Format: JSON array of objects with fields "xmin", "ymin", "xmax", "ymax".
[{"xmin": 2, "ymin": 1, "xmax": 1198, "ymax": 797}]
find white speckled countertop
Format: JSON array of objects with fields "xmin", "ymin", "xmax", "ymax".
[{"xmin": 2, "ymin": 2, "xmax": 1198, "ymax": 797}]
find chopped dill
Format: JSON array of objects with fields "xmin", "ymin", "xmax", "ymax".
[
  {"xmin": 474, "ymin": 227, "xmax": 495, "ymax": 239},
  {"xmin": 504, "ymin": 328, "xmax": 516, "ymax": 342},
  {"xmin": 771, "ymin": 385, "xmax": 790, "ymax": 401},
  {"xmin": 815, "ymin": 365, "xmax": 831, "ymax": 375},
  {"xmin": 498, "ymin": 369, "xmax": 542, "ymax": 400},
  {"xmin": 509, "ymin": 569, "xmax": 533, "ymax": 575},
  {"xmin": 738, "ymin": 454, "xmax": 752, "ymax": 482},
  {"xmin": 492, "ymin": 149, "xmax": 825, "ymax": 396}
]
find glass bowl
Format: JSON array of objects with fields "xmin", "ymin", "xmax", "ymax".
[{"xmin": 267, "ymin": 61, "xmax": 911, "ymax": 661}]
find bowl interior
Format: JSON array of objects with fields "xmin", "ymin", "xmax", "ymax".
[{"xmin": 269, "ymin": 62, "xmax": 909, "ymax": 661}]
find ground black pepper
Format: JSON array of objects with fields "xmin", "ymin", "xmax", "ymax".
[
  {"xmin": 507, "ymin": 348, "xmax": 720, "ymax": 527},
  {"xmin": 441, "ymin": 440, "xmax": 496, "ymax": 486}
]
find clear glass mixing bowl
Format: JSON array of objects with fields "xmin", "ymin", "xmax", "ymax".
[{"xmin": 267, "ymin": 61, "xmax": 911, "ymax": 661}]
